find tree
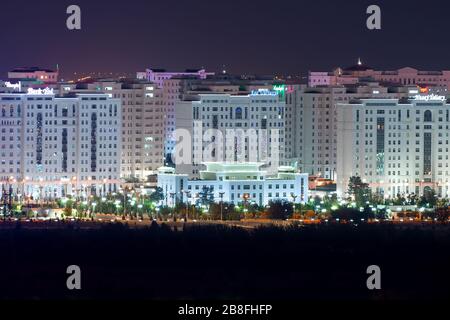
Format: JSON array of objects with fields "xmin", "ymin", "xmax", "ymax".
[
  {"xmin": 149, "ymin": 187, "xmax": 164, "ymax": 203},
  {"xmin": 371, "ymin": 193, "xmax": 385, "ymax": 205},
  {"xmin": 64, "ymin": 201, "xmax": 73, "ymax": 217},
  {"xmin": 375, "ymin": 208, "xmax": 389, "ymax": 220},
  {"xmin": 199, "ymin": 186, "xmax": 214, "ymax": 206},
  {"xmin": 158, "ymin": 206, "xmax": 172, "ymax": 221},
  {"xmin": 348, "ymin": 176, "xmax": 371, "ymax": 206},
  {"xmin": 435, "ymin": 207, "xmax": 450, "ymax": 223},
  {"xmin": 407, "ymin": 193, "xmax": 419, "ymax": 205},
  {"xmin": 209, "ymin": 202, "xmax": 240, "ymax": 220},
  {"xmin": 418, "ymin": 188, "xmax": 437, "ymax": 207},
  {"xmin": 266, "ymin": 200, "xmax": 293, "ymax": 220},
  {"xmin": 246, "ymin": 203, "xmax": 264, "ymax": 218}
]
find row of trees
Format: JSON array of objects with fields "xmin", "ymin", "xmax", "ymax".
[{"xmin": 347, "ymin": 176, "xmax": 441, "ymax": 207}]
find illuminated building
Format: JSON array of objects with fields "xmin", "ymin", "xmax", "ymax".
[
  {"xmin": 157, "ymin": 162, "xmax": 308, "ymax": 207},
  {"xmin": 8, "ymin": 67, "xmax": 59, "ymax": 84},
  {"xmin": 284, "ymin": 82, "xmax": 413, "ymax": 180},
  {"xmin": 173, "ymin": 90, "xmax": 286, "ymax": 178},
  {"xmin": 136, "ymin": 68, "xmax": 214, "ymax": 87},
  {"xmin": 55, "ymin": 80, "xmax": 164, "ymax": 181},
  {"xmin": 336, "ymin": 95, "xmax": 450, "ymax": 198},
  {"xmin": 160, "ymin": 75, "xmax": 278, "ymax": 160},
  {"xmin": 309, "ymin": 61, "xmax": 450, "ymax": 90},
  {"xmin": 0, "ymin": 91, "xmax": 121, "ymax": 199}
]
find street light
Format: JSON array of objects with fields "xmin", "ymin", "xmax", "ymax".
[
  {"xmin": 169, "ymin": 192, "xmax": 176, "ymax": 221},
  {"xmin": 182, "ymin": 190, "xmax": 191, "ymax": 222},
  {"xmin": 291, "ymin": 193, "xmax": 297, "ymax": 218},
  {"xmin": 219, "ymin": 192, "xmax": 225, "ymax": 221},
  {"xmin": 138, "ymin": 204, "xmax": 143, "ymax": 219},
  {"xmin": 92, "ymin": 202, "xmax": 97, "ymax": 218}
]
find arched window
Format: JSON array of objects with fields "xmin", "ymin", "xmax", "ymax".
[
  {"xmin": 235, "ymin": 107, "xmax": 242, "ymax": 120},
  {"xmin": 424, "ymin": 110, "xmax": 432, "ymax": 122}
]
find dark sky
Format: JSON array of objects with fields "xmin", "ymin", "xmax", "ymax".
[{"xmin": 1, "ymin": 0, "xmax": 450, "ymax": 80}]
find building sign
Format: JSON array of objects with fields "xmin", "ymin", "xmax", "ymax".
[
  {"xmin": 273, "ymin": 84, "xmax": 286, "ymax": 99},
  {"xmin": 413, "ymin": 94, "xmax": 446, "ymax": 101},
  {"xmin": 27, "ymin": 87, "xmax": 54, "ymax": 95},
  {"xmin": 5, "ymin": 81, "xmax": 21, "ymax": 91},
  {"xmin": 250, "ymin": 89, "xmax": 278, "ymax": 96}
]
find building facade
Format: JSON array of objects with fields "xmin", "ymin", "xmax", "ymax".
[
  {"xmin": 309, "ymin": 63, "xmax": 450, "ymax": 90},
  {"xmin": 161, "ymin": 76, "xmax": 278, "ymax": 160},
  {"xmin": 157, "ymin": 162, "xmax": 308, "ymax": 207},
  {"xmin": 137, "ymin": 68, "xmax": 214, "ymax": 88},
  {"xmin": 8, "ymin": 67, "xmax": 59, "ymax": 84},
  {"xmin": 0, "ymin": 92, "xmax": 121, "ymax": 200},
  {"xmin": 173, "ymin": 90, "xmax": 286, "ymax": 178},
  {"xmin": 56, "ymin": 80, "xmax": 165, "ymax": 181},
  {"xmin": 336, "ymin": 95, "xmax": 450, "ymax": 198},
  {"xmin": 284, "ymin": 82, "xmax": 413, "ymax": 180}
]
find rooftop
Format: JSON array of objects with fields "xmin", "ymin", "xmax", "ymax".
[{"xmin": 10, "ymin": 67, "xmax": 56, "ymax": 73}]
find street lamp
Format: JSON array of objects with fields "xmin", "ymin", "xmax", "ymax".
[
  {"xmin": 182, "ymin": 190, "xmax": 191, "ymax": 222},
  {"xmin": 242, "ymin": 193, "xmax": 250, "ymax": 217},
  {"xmin": 291, "ymin": 193, "xmax": 297, "ymax": 218},
  {"xmin": 138, "ymin": 204, "xmax": 143, "ymax": 219},
  {"xmin": 219, "ymin": 192, "xmax": 225, "ymax": 221},
  {"xmin": 92, "ymin": 202, "xmax": 97, "ymax": 218},
  {"xmin": 192, "ymin": 193, "xmax": 199, "ymax": 220},
  {"xmin": 169, "ymin": 192, "xmax": 176, "ymax": 221}
]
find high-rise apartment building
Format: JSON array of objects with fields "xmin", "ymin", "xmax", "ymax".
[
  {"xmin": 161, "ymin": 75, "xmax": 278, "ymax": 160},
  {"xmin": 0, "ymin": 91, "xmax": 121, "ymax": 199},
  {"xmin": 284, "ymin": 82, "xmax": 413, "ymax": 180},
  {"xmin": 336, "ymin": 95, "xmax": 450, "ymax": 198},
  {"xmin": 173, "ymin": 90, "xmax": 286, "ymax": 178},
  {"xmin": 56, "ymin": 79, "xmax": 164, "ymax": 181}
]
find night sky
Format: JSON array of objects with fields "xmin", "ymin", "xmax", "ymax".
[{"xmin": 1, "ymin": 0, "xmax": 450, "ymax": 80}]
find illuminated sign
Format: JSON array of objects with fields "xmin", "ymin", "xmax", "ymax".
[
  {"xmin": 27, "ymin": 87, "xmax": 54, "ymax": 95},
  {"xmin": 250, "ymin": 89, "xmax": 278, "ymax": 96},
  {"xmin": 5, "ymin": 81, "xmax": 21, "ymax": 91},
  {"xmin": 273, "ymin": 84, "xmax": 286, "ymax": 99},
  {"xmin": 413, "ymin": 94, "xmax": 446, "ymax": 101}
]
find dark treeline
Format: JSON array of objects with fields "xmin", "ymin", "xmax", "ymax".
[{"xmin": 0, "ymin": 223, "xmax": 450, "ymax": 300}]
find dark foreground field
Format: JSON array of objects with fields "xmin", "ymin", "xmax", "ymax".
[{"xmin": 0, "ymin": 222, "xmax": 449, "ymax": 300}]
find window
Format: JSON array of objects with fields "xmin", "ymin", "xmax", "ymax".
[
  {"xmin": 424, "ymin": 110, "xmax": 432, "ymax": 122},
  {"xmin": 235, "ymin": 107, "xmax": 242, "ymax": 120}
]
